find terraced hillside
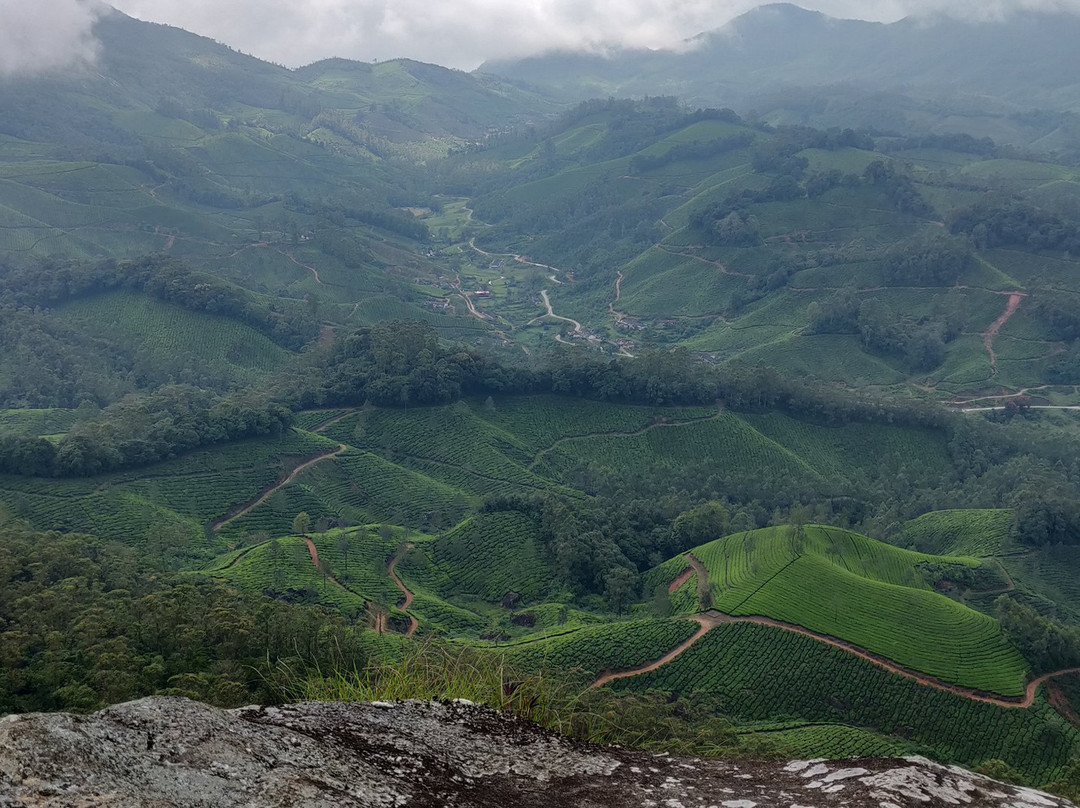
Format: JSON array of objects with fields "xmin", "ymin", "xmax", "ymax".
[
  {"xmin": 609, "ymin": 621, "xmax": 1076, "ymax": 785},
  {"xmin": 654, "ymin": 525, "xmax": 1027, "ymax": 696}
]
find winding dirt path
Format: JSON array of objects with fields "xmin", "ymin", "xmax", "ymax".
[
  {"xmin": 303, "ymin": 537, "xmax": 353, "ymax": 596},
  {"xmin": 276, "ymin": 249, "xmax": 324, "ymax": 285},
  {"xmin": 594, "ymin": 604, "xmax": 1080, "ymax": 709},
  {"xmin": 308, "ymin": 409, "xmax": 358, "ymax": 433},
  {"xmin": 1047, "ymin": 679, "xmax": 1080, "ymax": 728},
  {"xmin": 210, "ymin": 444, "xmax": 346, "ymax": 531},
  {"xmin": 591, "ymin": 614, "xmax": 717, "ymax": 689},
  {"xmin": 529, "ymin": 290, "xmax": 582, "ymax": 334},
  {"xmin": 983, "ymin": 292, "xmax": 1026, "ymax": 373},
  {"xmin": 657, "ymin": 245, "xmax": 749, "ymax": 277},
  {"xmin": 450, "ymin": 275, "xmax": 489, "ymax": 323},
  {"xmin": 686, "ymin": 553, "xmax": 709, "ymax": 607},
  {"xmin": 608, "ymin": 271, "xmax": 629, "ymax": 325},
  {"xmin": 387, "ymin": 543, "xmax": 418, "ymax": 637},
  {"xmin": 667, "ymin": 566, "xmax": 695, "ymax": 595},
  {"xmin": 960, "ymin": 405, "xmax": 1080, "ymax": 413}
]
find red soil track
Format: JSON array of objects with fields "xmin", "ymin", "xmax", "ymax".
[
  {"xmin": 388, "ymin": 544, "xmax": 418, "ymax": 637},
  {"xmin": 303, "ymin": 537, "xmax": 349, "ymax": 594},
  {"xmin": 593, "ymin": 607, "xmax": 1080, "ymax": 709},
  {"xmin": 983, "ymin": 292, "xmax": 1026, "ymax": 373},
  {"xmin": 667, "ymin": 566, "xmax": 695, "ymax": 595},
  {"xmin": 1047, "ymin": 679, "xmax": 1080, "ymax": 728},
  {"xmin": 308, "ymin": 410, "xmax": 358, "ymax": 433},
  {"xmin": 210, "ymin": 444, "xmax": 346, "ymax": 531},
  {"xmin": 591, "ymin": 615, "xmax": 716, "ymax": 689}
]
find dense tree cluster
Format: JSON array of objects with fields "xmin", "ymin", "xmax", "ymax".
[
  {"xmin": 0, "ymin": 387, "xmax": 291, "ymax": 477},
  {"xmin": 863, "ymin": 160, "xmax": 936, "ymax": 217},
  {"xmin": 0, "ymin": 524, "xmax": 372, "ymax": 714},
  {"xmin": 996, "ymin": 596, "xmax": 1080, "ymax": 675},
  {"xmin": 629, "ymin": 134, "xmax": 755, "ymax": 174},
  {"xmin": 947, "ymin": 196, "xmax": 1080, "ymax": 252},
  {"xmin": 0, "ymin": 256, "xmax": 319, "ymax": 351},
  {"xmin": 879, "ymin": 133, "xmax": 998, "ymax": 158},
  {"xmin": 881, "ymin": 233, "xmax": 972, "ymax": 286},
  {"xmin": 807, "ymin": 290, "xmax": 955, "ymax": 371}
]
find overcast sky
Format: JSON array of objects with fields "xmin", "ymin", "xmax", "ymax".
[{"xmin": 3, "ymin": 0, "xmax": 1080, "ymax": 78}]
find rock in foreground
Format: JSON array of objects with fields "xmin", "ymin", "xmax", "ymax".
[{"xmin": 0, "ymin": 696, "xmax": 1072, "ymax": 807}]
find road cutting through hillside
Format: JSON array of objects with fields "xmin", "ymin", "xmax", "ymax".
[
  {"xmin": 609, "ymin": 271, "xmax": 628, "ymax": 325},
  {"xmin": 529, "ymin": 290, "xmax": 582, "ymax": 334},
  {"xmin": 667, "ymin": 566, "xmax": 695, "ymax": 594},
  {"xmin": 303, "ymin": 537, "xmax": 351, "ymax": 596},
  {"xmin": 387, "ymin": 543, "xmax": 418, "ymax": 637},
  {"xmin": 591, "ymin": 614, "xmax": 717, "ymax": 688},
  {"xmin": 983, "ymin": 292, "xmax": 1026, "ymax": 373},
  {"xmin": 592, "ymin": 603, "xmax": 1080, "ymax": 710},
  {"xmin": 658, "ymin": 245, "xmax": 749, "ymax": 276},
  {"xmin": 210, "ymin": 444, "xmax": 347, "ymax": 531}
]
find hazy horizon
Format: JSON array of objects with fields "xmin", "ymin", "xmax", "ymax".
[{"xmin": 4, "ymin": 0, "xmax": 1080, "ymax": 78}]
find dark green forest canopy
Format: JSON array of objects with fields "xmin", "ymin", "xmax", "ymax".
[{"xmin": 0, "ymin": 523, "xmax": 376, "ymax": 714}]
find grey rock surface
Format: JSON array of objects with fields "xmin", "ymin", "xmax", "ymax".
[{"xmin": 0, "ymin": 696, "xmax": 1073, "ymax": 807}]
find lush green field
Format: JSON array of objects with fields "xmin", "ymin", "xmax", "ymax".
[
  {"xmin": 0, "ymin": 408, "xmax": 77, "ymax": 438},
  {"xmin": 217, "ymin": 446, "xmax": 470, "ymax": 540},
  {"xmin": 400, "ymin": 511, "xmax": 554, "ymax": 604},
  {"xmin": 58, "ymin": 291, "xmax": 294, "ymax": 380},
  {"xmin": 900, "ymin": 509, "xmax": 1015, "ymax": 556},
  {"xmin": 677, "ymin": 525, "xmax": 1027, "ymax": 695},
  {"xmin": 206, "ymin": 526, "xmax": 407, "ymax": 617},
  {"xmin": 0, "ymin": 429, "xmax": 336, "ymax": 551},
  {"xmin": 741, "ymin": 723, "xmax": 916, "ymax": 759},
  {"xmin": 610, "ymin": 621, "xmax": 1075, "ymax": 785},
  {"xmin": 504, "ymin": 618, "xmax": 699, "ymax": 681}
]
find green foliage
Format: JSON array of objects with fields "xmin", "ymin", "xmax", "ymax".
[
  {"xmin": 0, "ymin": 385, "xmax": 293, "ymax": 477},
  {"xmin": 612, "ymin": 622, "xmax": 1076, "ymax": 786},
  {"xmin": 0, "ymin": 523, "xmax": 375, "ymax": 714},
  {"xmin": 685, "ymin": 525, "xmax": 1027, "ymax": 695},
  {"xmin": 0, "ymin": 428, "xmax": 334, "ymax": 549},
  {"xmin": 402, "ymin": 511, "xmax": 554, "ymax": 604},
  {"xmin": 287, "ymin": 638, "xmax": 579, "ymax": 732},
  {"xmin": 504, "ymin": 619, "xmax": 699, "ymax": 682},
  {"xmin": 881, "ymin": 233, "xmax": 973, "ymax": 287},
  {"xmin": 996, "ymin": 596, "xmax": 1080, "ymax": 675},
  {"xmin": 900, "ymin": 509, "xmax": 1014, "ymax": 556}
]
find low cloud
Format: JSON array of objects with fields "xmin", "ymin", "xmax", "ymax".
[
  {"xmin": 0, "ymin": 0, "xmax": 103, "ymax": 77},
  {"xmin": 109, "ymin": 0, "xmax": 756, "ymax": 69},
  {"xmin": 95, "ymin": 0, "xmax": 1080, "ymax": 70}
]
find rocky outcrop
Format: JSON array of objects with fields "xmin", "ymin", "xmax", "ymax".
[{"xmin": 0, "ymin": 696, "xmax": 1073, "ymax": 807}]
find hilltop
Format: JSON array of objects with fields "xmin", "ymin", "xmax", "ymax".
[{"xmin": 481, "ymin": 4, "xmax": 1080, "ymax": 147}]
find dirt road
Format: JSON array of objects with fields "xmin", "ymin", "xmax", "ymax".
[
  {"xmin": 211, "ymin": 444, "xmax": 346, "ymax": 531},
  {"xmin": 983, "ymin": 292, "xmax": 1026, "ymax": 373},
  {"xmin": 388, "ymin": 544, "xmax": 418, "ymax": 637}
]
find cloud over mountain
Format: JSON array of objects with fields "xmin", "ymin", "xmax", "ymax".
[
  {"xmin": 35, "ymin": 0, "xmax": 1080, "ymax": 72},
  {"xmin": 0, "ymin": 0, "xmax": 102, "ymax": 77}
]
